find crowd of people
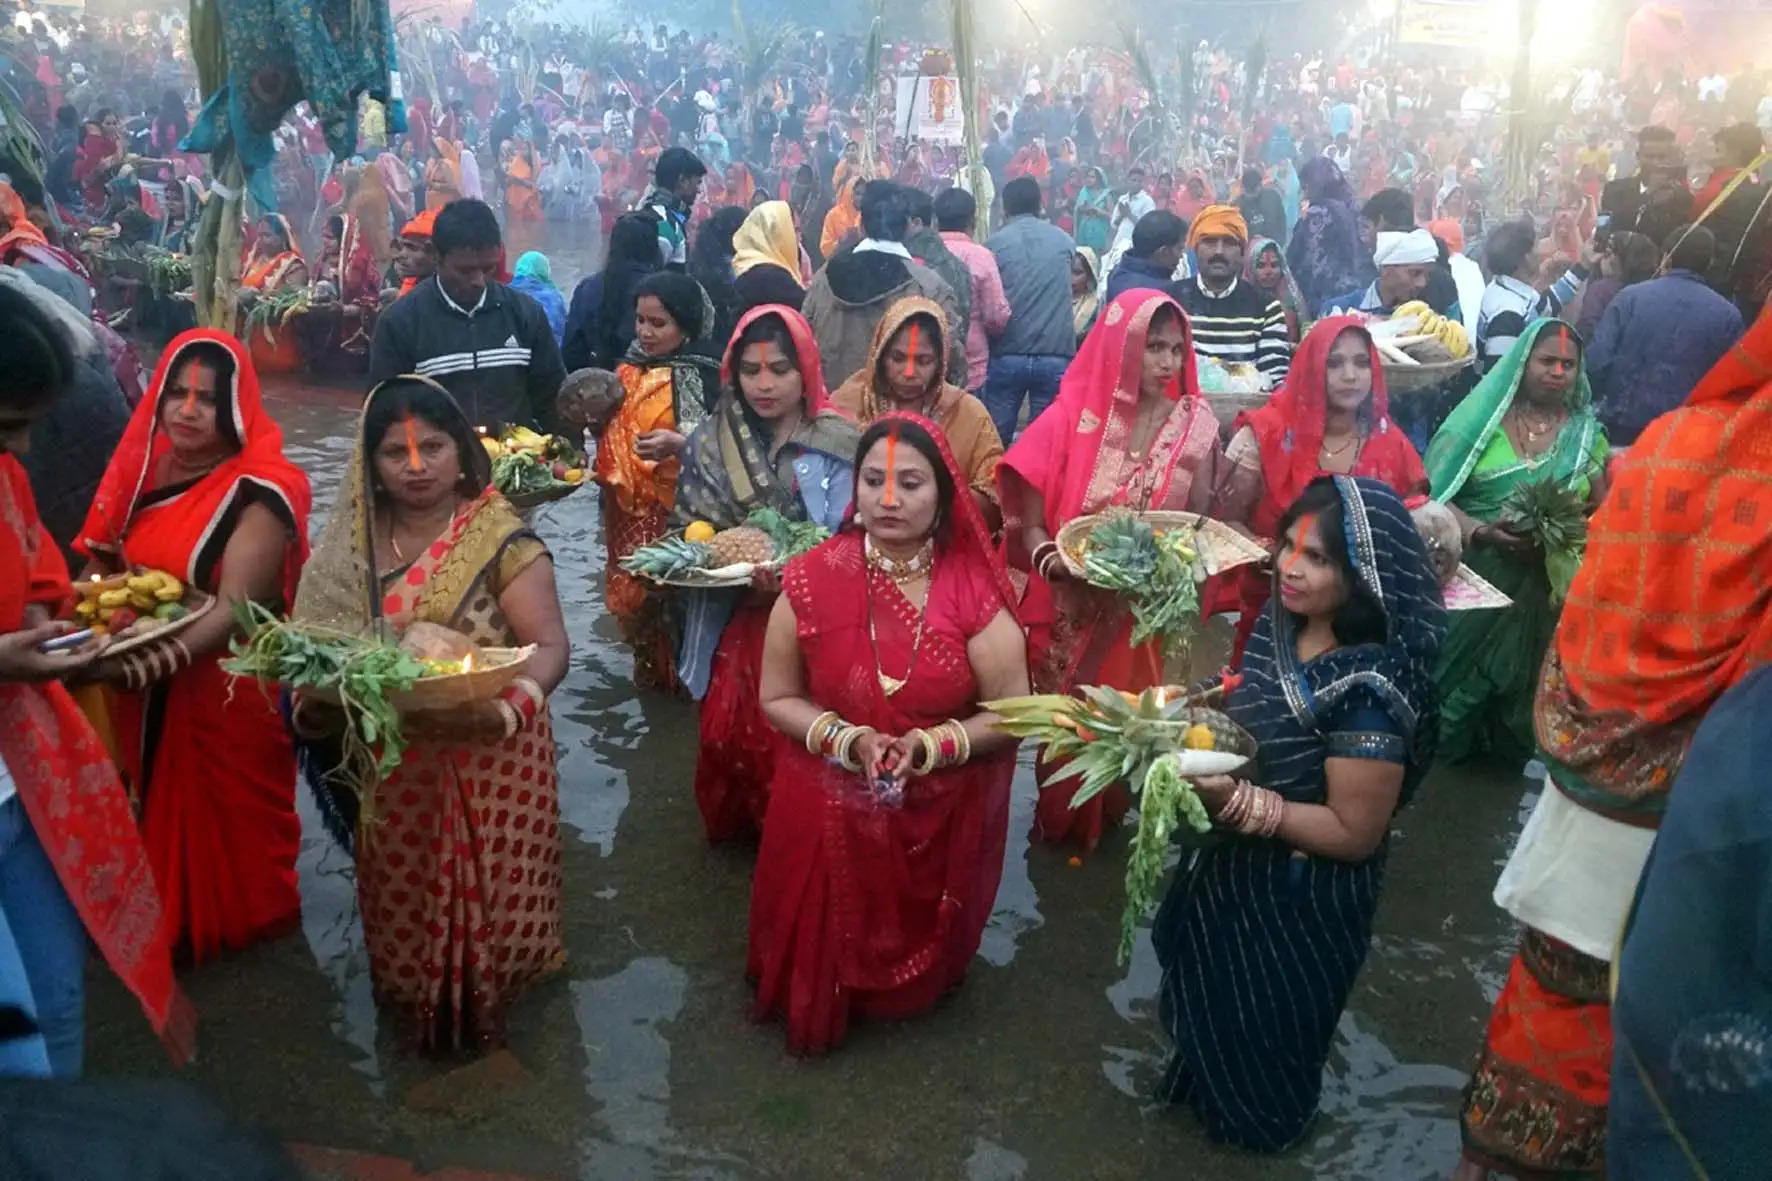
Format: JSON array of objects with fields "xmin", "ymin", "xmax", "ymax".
[{"xmin": 1, "ymin": 1, "xmax": 1771, "ymax": 1176}]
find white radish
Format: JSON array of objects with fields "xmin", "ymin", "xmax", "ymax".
[
  {"xmin": 1175, "ymin": 750, "xmax": 1250, "ymax": 777},
  {"xmin": 1374, "ymin": 339, "xmax": 1421, "ymax": 366}
]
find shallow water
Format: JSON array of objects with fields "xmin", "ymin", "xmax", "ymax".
[{"xmin": 84, "ymin": 371, "xmax": 1533, "ymax": 1180}]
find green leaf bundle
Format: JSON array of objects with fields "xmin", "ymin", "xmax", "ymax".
[{"xmin": 1078, "ymin": 513, "xmax": 1204, "ymax": 655}]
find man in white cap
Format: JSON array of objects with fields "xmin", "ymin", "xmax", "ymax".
[{"xmin": 1319, "ymin": 227, "xmax": 1440, "ymax": 318}]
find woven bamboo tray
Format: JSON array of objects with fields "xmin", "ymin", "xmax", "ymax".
[
  {"xmin": 1056, "ymin": 511, "xmax": 1269, "ymax": 579},
  {"xmin": 303, "ymin": 644, "xmax": 536, "ymax": 711},
  {"xmin": 95, "ymin": 590, "xmax": 216, "ymax": 659},
  {"xmin": 1381, "ymin": 355, "xmax": 1472, "ymax": 394},
  {"xmin": 1443, "ymin": 564, "xmax": 1513, "ymax": 611},
  {"xmin": 505, "ymin": 481, "xmax": 584, "ymax": 511}
]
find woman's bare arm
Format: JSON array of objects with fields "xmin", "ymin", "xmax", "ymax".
[
  {"xmin": 177, "ymin": 501, "xmax": 292, "ymax": 660},
  {"xmin": 957, "ymin": 607, "xmax": 1031, "ymax": 757},
  {"xmin": 497, "ymin": 555, "xmax": 571, "ymax": 693}
]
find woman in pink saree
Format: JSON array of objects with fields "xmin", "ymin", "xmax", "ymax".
[{"xmin": 999, "ymin": 289, "xmax": 1226, "ymax": 851}]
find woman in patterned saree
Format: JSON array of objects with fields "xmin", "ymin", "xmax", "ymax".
[
  {"xmin": 291, "ymin": 376, "xmax": 570, "ymax": 1051},
  {"xmin": 999, "ymin": 289, "xmax": 1226, "ymax": 851},
  {"xmin": 1426, "ymin": 319, "xmax": 1608, "ymax": 766},
  {"xmin": 830, "ymin": 297, "xmax": 1005, "ymax": 530},
  {"xmin": 1155, "ymin": 476, "xmax": 1444, "ymax": 1150},
  {"xmin": 1456, "ymin": 307, "xmax": 1772, "ymax": 1181},
  {"xmin": 674, "ymin": 306, "xmax": 858, "ymax": 843},
  {"xmin": 300, "ymin": 213, "xmax": 383, "ymax": 375},
  {"xmin": 75, "ymin": 330, "xmax": 311, "ymax": 964},
  {"xmin": 748, "ymin": 413, "xmax": 1029, "ymax": 1054},
  {"xmin": 592, "ymin": 272, "xmax": 722, "ymax": 691},
  {"xmin": 1218, "ymin": 316, "xmax": 1428, "ymax": 656}
]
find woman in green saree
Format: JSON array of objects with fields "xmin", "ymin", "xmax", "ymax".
[{"xmin": 1426, "ymin": 319, "xmax": 1608, "ymax": 765}]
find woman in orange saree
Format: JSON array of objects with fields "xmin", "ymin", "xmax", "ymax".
[
  {"xmin": 75, "ymin": 330, "xmax": 311, "ymax": 964},
  {"xmin": 748, "ymin": 413, "xmax": 1029, "ymax": 1053},
  {"xmin": 819, "ymin": 178, "xmax": 863, "ymax": 262},
  {"xmin": 291, "ymin": 377, "xmax": 570, "ymax": 1051},
  {"xmin": 999, "ymin": 289, "xmax": 1226, "ymax": 851},
  {"xmin": 425, "ymin": 140, "xmax": 463, "ymax": 212},
  {"xmin": 592, "ymin": 273, "xmax": 722, "ymax": 691},
  {"xmin": 504, "ymin": 137, "xmax": 544, "ymax": 224},
  {"xmin": 348, "ymin": 162, "xmax": 394, "ymax": 271},
  {"xmin": 239, "ymin": 214, "xmax": 307, "ymax": 292}
]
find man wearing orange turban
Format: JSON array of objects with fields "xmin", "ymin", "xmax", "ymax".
[
  {"xmin": 1176, "ymin": 204, "xmax": 1292, "ymax": 389},
  {"xmin": 392, "ymin": 208, "xmax": 439, "ymax": 299}
]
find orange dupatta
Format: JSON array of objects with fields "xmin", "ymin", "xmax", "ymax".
[{"xmin": 1539, "ymin": 305, "xmax": 1772, "ymax": 818}]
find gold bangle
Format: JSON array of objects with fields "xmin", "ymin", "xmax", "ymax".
[
  {"xmin": 911, "ymin": 727, "xmax": 939, "ymax": 776},
  {"xmin": 805, "ymin": 710, "xmax": 840, "ymax": 754},
  {"xmin": 837, "ymin": 726, "xmax": 873, "ymax": 772}
]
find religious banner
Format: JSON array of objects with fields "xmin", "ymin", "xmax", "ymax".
[
  {"xmin": 895, "ymin": 75, "xmax": 966, "ymax": 144},
  {"xmin": 1397, "ymin": 0, "xmax": 1489, "ymax": 49}
]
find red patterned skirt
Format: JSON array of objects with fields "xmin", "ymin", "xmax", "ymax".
[
  {"xmin": 357, "ymin": 709, "xmax": 565, "ymax": 1051},
  {"xmin": 695, "ymin": 603, "xmax": 777, "ymax": 843},
  {"xmin": 1460, "ymin": 927, "xmax": 1612, "ymax": 1177}
]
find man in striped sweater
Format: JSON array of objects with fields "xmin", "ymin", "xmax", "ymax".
[{"xmin": 1172, "ymin": 205, "xmax": 1292, "ymax": 390}]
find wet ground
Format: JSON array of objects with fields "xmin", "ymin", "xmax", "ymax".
[{"xmin": 85, "ymin": 260, "xmax": 1535, "ymax": 1180}]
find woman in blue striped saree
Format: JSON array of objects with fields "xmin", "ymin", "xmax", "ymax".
[{"xmin": 1153, "ymin": 475, "xmax": 1446, "ymax": 1150}]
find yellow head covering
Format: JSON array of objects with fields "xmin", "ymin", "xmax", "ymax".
[
  {"xmin": 1185, "ymin": 204, "xmax": 1249, "ymax": 249},
  {"xmin": 731, "ymin": 200, "xmax": 803, "ymax": 285}
]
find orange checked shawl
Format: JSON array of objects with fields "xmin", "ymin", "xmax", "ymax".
[{"xmin": 1537, "ymin": 305, "xmax": 1772, "ymax": 819}]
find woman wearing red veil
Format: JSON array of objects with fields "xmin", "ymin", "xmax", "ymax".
[
  {"xmin": 748, "ymin": 413, "xmax": 1029, "ymax": 1053},
  {"xmin": 674, "ymin": 306, "xmax": 859, "ymax": 843},
  {"xmin": 76, "ymin": 329, "xmax": 311, "ymax": 964},
  {"xmin": 1217, "ymin": 316, "xmax": 1429, "ymax": 655},
  {"xmin": 999, "ymin": 290, "xmax": 1225, "ymax": 852}
]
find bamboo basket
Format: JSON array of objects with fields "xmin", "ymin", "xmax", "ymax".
[
  {"xmin": 303, "ymin": 645, "xmax": 536, "ymax": 711},
  {"xmin": 1382, "ymin": 356, "xmax": 1472, "ymax": 394},
  {"xmin": 1056, "ymin": 511, "xmax": 1269, "ymax": 579}
]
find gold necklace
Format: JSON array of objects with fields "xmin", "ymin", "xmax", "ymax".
[
  {"xmin": 867, "ymin": 570, "xmax": 930, "ymax": 697},
  {"xmin": 865, "ymin": 535, "xmax": 935, "ymax": 584},
  {"xmin": 1319, "ymin": 433, "xmax": 1359, "ymax": 460}
]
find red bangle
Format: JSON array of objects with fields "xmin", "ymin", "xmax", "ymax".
[{"xmin": 497, "ymin": 676, "xmax": 544, "ymax": 729}]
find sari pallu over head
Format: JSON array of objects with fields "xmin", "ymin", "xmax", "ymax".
[
  {"xmin": 1236, "ymin": 315, "xmax": 1426, "ymax": 536},
  {"xmin": 676, "ymin": 304, "xmax": 859, "ymax": 531},
  {"xmin": 1538, "ymin": 306, "xmax": 1772, "ymax": 821},
  {"xmin": 76, "ymin": 329, "xmax": 311, "ymax": 600},
  {"xmin": 999, "ymin": 288, "xmax": 1218, "ymax": 570},
  {"xmin": 731, "ymin": 200, "xmax": 805, "ymax": 287},
  {"xmin": 0, "ymin": 457, "xmax": 192, "ymax": 1063},
  {"xmin": 1425, "ymin": 318, "xmax": 1603, "ymax": 517},
  {"xmin": 328, "ymin": 212, "xmax": 383, "ymax": 310},
  {"xmin": 751, "ymin": 412, "xmax": 1020, "ymax": 1051},
  {"xmin": 1244, "ymin": 476, "xmax": 1446, "ymax": 803}
]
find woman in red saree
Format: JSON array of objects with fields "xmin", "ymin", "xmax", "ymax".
[
  {"xmin": 291, "ymin": 377, "xmax": 570, "ymax": 1051},
  {"xmin": 76, "ymin": 330, "xmax": 311, "ymax": 965},
  {"xmin": 749, "ymin": 413, "xmax": 1029, "ymax": 1053},
  {"xmin": 302, "ymin": 214, "xmax": 383, "ymax": 371},
  {"xmin": 999, "ymin": 289, "xmax": 1226, "ymax": 851},
  {"xmin": 674, "ymin": 307, "xmax": 859, "ymax": 842},
  {"xmin": 1216, "ymin": 316, "xmax": 1429, "ymax": 656},
  {"xmin": 0, "ymin": 288, "xmax": 191, "ymax": 1073}
]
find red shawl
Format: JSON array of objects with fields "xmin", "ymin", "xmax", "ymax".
[
  {"xmin": 747, "ymin": 411, "xmax": 1018, "ymax": 1053},
  {"xmin": 0, "ymin": 456, "xmax": 192, "ymax": 1061},
  {"xmin": 78, "ymin": 329, "xmax": 312, "ymax": 589},
  {"xmin": 1234, "ymin": 315, "xmax": 1427, "ymax": 538}
]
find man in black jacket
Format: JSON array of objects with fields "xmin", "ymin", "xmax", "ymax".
[
  {"xmin": 1600, "ymin": 125, "xmax": 1684, "ymax": 243},
  {"xmin": 367, "ymin": 199, "xmax": 566, "ymax": 432}
]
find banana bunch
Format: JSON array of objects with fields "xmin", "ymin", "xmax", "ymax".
[
  {"xmin": 1375, "ymin": 301, "xmax": 1470, "ymax": 363},
  {"xmin": 75, "ymin": 568, "xmax": 188, "ymax": 635},
  {"xmin": 620, "ymin": 537, "xmax": 715, "ymax": 581}
]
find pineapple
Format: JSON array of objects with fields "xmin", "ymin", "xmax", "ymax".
[{"xmin": 707, "ymin": 526, "xmax": 776, "ymax": 566}]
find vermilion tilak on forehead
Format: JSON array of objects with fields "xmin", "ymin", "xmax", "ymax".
[
  {"xmin": 403, "ymin": 411, "xmax": 422, "ymax": 472},
  {"xmin": 1281, "ymin": 511, "xmax": 1317, "ymax": 578},
  {"xmin": 882, "ymin": 427, "xmax": 900, "ymax": 508},
  {"xmin": 903, "ymin": 322, "xmax": 920, "ymax": 381}
]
